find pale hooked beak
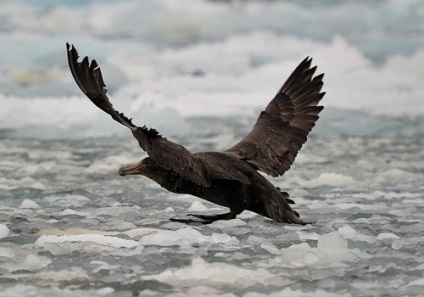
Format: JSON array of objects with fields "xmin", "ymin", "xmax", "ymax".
[{"xmin": 118, "ymin": 162, "xmax": 143, "ymax": 176}]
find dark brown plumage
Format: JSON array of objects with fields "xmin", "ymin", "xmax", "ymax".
[{"xmin": 67, "ymin": 43, "xmax": 325, "ymax": 224}]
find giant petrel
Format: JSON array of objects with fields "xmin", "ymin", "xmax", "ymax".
[{"xmin": 67, "ymin": 43, "xmax": 325, "ymax": 224}]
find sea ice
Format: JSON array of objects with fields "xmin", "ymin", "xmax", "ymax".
[
  {"xmin": 1, "ymin": 1, "xmax": 423, "ymax": 296},
  {"xmin": 244, "ymin": 288, "xmax": 351, "ymax": 297},
  {"xmin": 376, "ymin": 233, "xmax": 400, "ymax": 240},
  {"xmin": 42, "ymin": 194, "xmax": 91, "ymax": 207},
  {"xmin": 304, "ymin": 172, "xmax": 356, "ymax": 188},
  {"xmin": 187, "ymin": 201, "xmax": 208, "ymax": 212},
  {"xmin": 337, "ymin": 225, "xmax": 376, "ymax": 243},
  {"xmin": 35, "ymin": 234, "xmax": 140, "ymax": 249},
  {"xmin": 0, "ymin": 254, "xmax": 51, "ymax": 272},
  {"xmin": 0, "ymin": 224, "xmax": 9, "ymax": 239},
  {"xmin": 18, "ymin": 199, "xmax": 41, "ymax": 209},
  {"xmin": 267, "ymin": 230, "xmax": 362, "ymax": 268},
  {"xmin": 139, "ymin": 226, "xmax": 239, "ymax": 247},
  {"xmin": 143, "ymin": 257, "xmax": 288, "ymax": 287},
  {"xmin": 0, "ymin": 247, "xmax": 15, "ymax": 258}
]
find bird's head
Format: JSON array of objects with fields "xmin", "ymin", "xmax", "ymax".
[
  {"xmin": 118, "ymin": 157, "xmax": 168, "ymax": 185},
  {"xmin": 118, "ymin": 157, "xmax": 155, "ymax": 176}
]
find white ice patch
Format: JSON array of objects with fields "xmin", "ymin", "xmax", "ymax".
[
  {"xmin": 267, "ymin": 230, "xmax": 364, "ymax": 268},
  {"xmin": 377, "ymin": 233, "xmax": 400, "ymax": 240},
  {"xmin": 144, "ymin": 257, "xmax": 288, "ymax": 287},
  {"xmin": 58, "ymin": 209, "xmax": 89, "ymax": 217},
  {"xmin": 244, "ymin": 288, "xmax": 351, "ymax": 297},
  {"xmin": 208, "ymin": 218, "xmax": 247, "ymax": 228},
  {"xmin": 43, "ymin": 194, "xmax": 91, "ymax": 208},
  {"xmin": 304, "ymin": 172, "xmax": 356, "ymax": 188},
  {"xmin": 1, "ymin": 254, "xmax": 51, "ymax": 272},
  {"xmin": 25, "ymin": 267, "xmax": 90, "ymax": 285},
  {"xmin": 0, "ymin": 224, "xmax": 10, "ymax": 239},
  {"xmin": 187, "ymin": 201, "xmax": 208, "ymax": 212},
  {"xmin": 35, "ymin": 234, "xmax": 140, "ymax": 249},
  {"xmin": 0, "ymin": 177, "xmax": 45, "ymax": 190},
  {"xmin": 338, "ymin": 225, "xmax": 376, "ymax": 243},
  {"xmin": 2, "ymin": 30, "xmax": 424, "ymax": 139},
  {"xmin": 18, "ymin": 199, "xmax": 41, "ymax": 209},
  {"xmin": 0, "ymin": 247, "xmax": 15, "ymax": 258},
  {"xmin": 87, "ymin": 154, "xmax": 138, "ymax": 173},
  {"xmin": 139, "ymin": 226, "xmax": 239, "ymax": 247}
]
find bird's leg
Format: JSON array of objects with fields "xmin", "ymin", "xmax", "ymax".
[
  {"xmin": 170, "ymin": 210, "xmax": 239, "ymax": 225},
  {"xmin": 188, "ymin": 211, "xmax": 237, "ymax": 221}
]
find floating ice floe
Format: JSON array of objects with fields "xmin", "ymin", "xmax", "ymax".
[
  {"xmin": 139, "ymin": 226, "xmax": 239, "ymax": 247},
  {"xmin": 19, "ymin": 199, "xmax": 41, "ymax": 209},
  {"xmin": 187, "ymin": 201, "xmax": 208, "ymax": 212},
  {"xmin": 0, "ymin": 224, "xmax": 10, "ymax": 239},
  {"xmin": 304, "ymin": 172, "xmax": 356, "ymax": 188},
  {"xmin": 0, "ymin": 254, "xmax": 51, "ymax": 272},
  {"xmin": 266, "ymin": 230, "xmax": 366, "ymax": 268},
  {"xmin": 143, "ymin": 257, "xmax": 288, "ymax": 287},
  {"xmin": 35, "ymin": 234, "xmax": 141, "ymax": 249}
]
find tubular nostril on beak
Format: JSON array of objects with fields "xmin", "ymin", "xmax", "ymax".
[{"xmin": 118, "ymin": 167, "xmax": 126, "ymax": 176}]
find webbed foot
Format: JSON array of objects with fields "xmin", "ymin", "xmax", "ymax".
[{"xmin": 170, "ymin": 211, "xmax": 237, "ymax": 225}]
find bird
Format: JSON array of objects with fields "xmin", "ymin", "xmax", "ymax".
[{"xmin": 66, "ymin": 43, "xmax": 325, "ymax": 225}]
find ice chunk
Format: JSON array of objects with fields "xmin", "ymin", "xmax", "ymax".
[
  {"xmin": 0, "ymin": 247, "xmax": 15, "ymax": 258},
  {"xmin": 244, "ymin": 287, "xmax": 351, "ymax": 297},
  {"xmin": 406, "ymin": 277, "xmax": 424, "ymax": 287},
  {"xmin": 298, "ymin": 231, "xmax": 320, "ymax": 241},
  {"xmin": 260, "ymin": 241, "xmax": 281, "ymax": 255},
  {"xmin": 376, "ymin": 233, "xmax": 399, "ymax": 240},
  {"xmin": 400, "ymin": 223, "xmax": 424, "ymax": 233},
  {"xmin": 19, "ymin": 199, "xmax": 41, "ymax": 209},
  {"xmin": 59, "ymin": 209, "xmax": 89, "ymax": 217},
  {"xmin": 211, "ymin": 233, "xmax": 233, "ymax": 244},
  {"xmin": 304, "ymin": 172, "xmax": 356, "ymax": 188},
  {"xmin": 268, "ymin": 231, "xmax": 363, "ymax": 268},
  {"xmin": 0, "ymin": 177, "xmax": 45, "ymax": 190},
  {"xmin": 144, "ymin": 257, "xmax": 288, "ymax": 287},
  {"xmin": 391, "ymin": 239, "xmax": 414, "ymax": 250},
  {"xmin": 208, "ymin": 218, "xmax": 247, "ymax": 228},
  {"xmin": 318, "ymin": 231, "xmax": 348, "ymax": 250},
  {"xmin": 187, "ymin": 201, "xmax": 208, "ymax": 212},
  {"xmin": 18, "ymin": 254, "xmax": 51, "ymax": 271},
  {"xmin": 26, "ymin": 267, "xmax": 90, "ymax": 285},
  {"xmin": 43, "ymin": 194, "xmax": 91, "ymax": 207},
  {"xmin": 337, "ymin": 225, "xmax": 376, "ymax": 243},
  {"xmin": 140, "ymin": 227, "xmax": 239, "ymax": 247},
  {"xmin": 0, "ymin": 224, "xmax": 9, "ymax": 239},
  {"xmin": 1, "ymin": 254, "xmax": 51, "ymax": 272},
  {"xmin": 87, "ymin": 155, "xmax": 135, "ymax": 173},
  {"xmin": 35, "ymin": 234, "xmax": 140, "ymax": 249},
  {"xmin": 96, "ymin": 287, "xmax": 115, "ymax": 296}
]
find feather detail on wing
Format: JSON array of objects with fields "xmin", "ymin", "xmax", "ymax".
[
  {"xmin": 67, "ymin": 43, "xmax": 211, "ymax": 187},
  {"xmin": 225, "ymin": 57, "xmax": 325, "ymax": 177}
]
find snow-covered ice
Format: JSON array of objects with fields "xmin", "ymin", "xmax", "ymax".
[{"xmin": 1, "ymin": 0, "xmax": 424, "ymax": 296}]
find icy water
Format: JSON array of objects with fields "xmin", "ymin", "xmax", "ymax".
[
  {"xmin": 1, "ymin": 0, "xmax": 424, "ymax": 296},
  {"xmin": 1, "ymin": 123, "xmax": 424, "ymax": 296}
]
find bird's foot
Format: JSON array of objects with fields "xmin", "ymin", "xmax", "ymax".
[
  {"xmin": 276, "ymin": 187, "xmax": 295, "ymax": 204},
  {"xmin": 169, "ymin": 217, "xmax": 210, "ymax": 225},
  {"xmin": 170, "ymin": 212, "xmax": 237, "ymax": 225}
]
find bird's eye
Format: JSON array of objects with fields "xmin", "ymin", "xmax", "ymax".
[{"xmin": 143, "ymin": 158, "xmax": 152, "ymax": 165}]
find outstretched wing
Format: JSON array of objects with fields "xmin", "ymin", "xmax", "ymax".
[
  {"xmin": 66, "ymin": 43, "xmax": 210, "ymax": 187},
  {"xmin": 225, "ymin": 57, "xmax": 325, "ymax": 177}
]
